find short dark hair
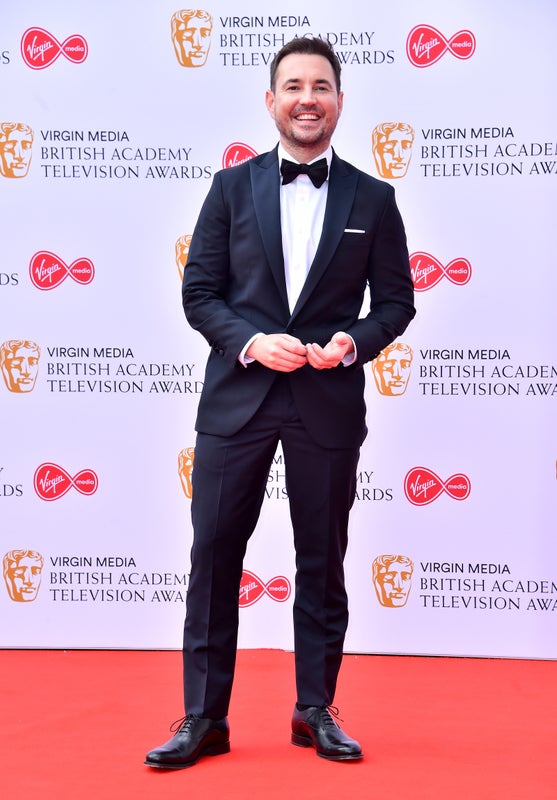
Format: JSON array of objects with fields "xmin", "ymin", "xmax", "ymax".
[{"xmin": 269, "ymin": 37, "xmax": 341, "ymax": 93}]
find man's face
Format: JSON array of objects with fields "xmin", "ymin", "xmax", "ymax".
[
  {"xmin": 2, "ymin": 346, "xmax": 40, "ymax": 392},
  {"xmin": 0, "ymin": 129, "xmax": 33, "ymax": 178},
  {"xmin": 265, "ymin": 54, "xmax": 343, "ymax": 159},
  {"xmin": 374, "ymin": 561, "xmax": 412, "ymax": 607},
  {"xmin": 1, "ymin": 346, "xmax": 40, "ymax": 392},
  {"xmin": 173, "ymin": 14, "xmax": 212, "ymax": 67},
  {"xmin": 374, "ymin": 350, "xmax": 412, "ymax": 395},
  {"xmin": 5, "ymin": 556, "xmax": 43, "ymax": 602},
  {"xmin": 375, "ymin": 128, "xmax": 413, "ymax": 178}
]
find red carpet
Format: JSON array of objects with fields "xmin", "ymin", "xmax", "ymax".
[{"xmin": 1, "ymin": 649, "xmax": 555, "ymax": 799}]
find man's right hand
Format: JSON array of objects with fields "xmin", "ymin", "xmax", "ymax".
[{"xmin": 246, "ymin": 334, "xmax": 308, "ymax": 372}]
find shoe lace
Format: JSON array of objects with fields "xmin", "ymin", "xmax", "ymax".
[
  {"xmin": 169, "ymin": 713, "xmax": 198, "ymax": 733},
  {"xmin": 324, "ymin": 705, "xmax": 344, "ymax": 724}
]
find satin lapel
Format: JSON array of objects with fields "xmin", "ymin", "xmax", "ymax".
[
  {"xmin": 250, "ymin": 148, "xmax": 289, "ymax": 310},
  {"xmin": 290, "ymin": 154, "xmax": 359, "ymax": 320}
]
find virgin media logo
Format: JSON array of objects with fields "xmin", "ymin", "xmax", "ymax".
[
  {"xmin": 222, "ymin": 142, "xmax": 257, "ymax": 169},
  {"xmin": 404, "ymin": 467, "xmax": 471, "ymax": 506},
  {"xmin": 33, "ymin": 463, "xmax": 98, "ymax": 501},
  {"xmin": 21, "ymin": 27, "xmax": 88, "ymax": 70},
  {"xmin": 410, "ymin": 251, "xmax": 471, "ymax": 292},
  {"xmin": 406, "ymin": 25, "xmax": 476, "ymax": 68},
  {"xmin": 239, "ymin": 569, "xmax": 291, "ymax": 607},
  {"xmin": 29, "ymin": 251, "xmax": 95, "ymax": 290}
]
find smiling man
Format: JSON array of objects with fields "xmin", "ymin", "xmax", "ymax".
[{"xmin": 146, "ymin": 36, "xmax": 415, "ymax": 770}]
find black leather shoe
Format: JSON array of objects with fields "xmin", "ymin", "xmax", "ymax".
[
  {"xmin": 145, "ymin": 714, "xmax": 230, "ymax": 769},
  {"xmin": 291, "ymin": 705, "xmax": 363, "ymax": 761}
]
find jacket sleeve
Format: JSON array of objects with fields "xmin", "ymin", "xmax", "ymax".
[
  {"xmin": 346, "ymin": 185, "xmax": 416, "ymax": 364},
  {"xmin": 182, "ymin": 171, "xmax": 262, "ymax": 369}
]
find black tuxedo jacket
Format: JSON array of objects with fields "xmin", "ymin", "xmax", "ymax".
[{"xmin": 182, "ymin": 147, "xmax": 415, "ymax": 449}]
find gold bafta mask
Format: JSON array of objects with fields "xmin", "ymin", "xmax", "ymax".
[
  {"xmin": 372, "ymin": 122, "xmax": 414, "ymax": 179},
  {"xmin": 171, "ymin": 10, "xmax": 213, "ymax": 67},
  {"xmin": 3, "ymin": 550, "xmax": 44, "ymax": 602},
  {"xmin": 0, "ymin": 340, "xmax": 41, "ymax": 393},
  {"xmin": 372, "ymin": 342, "xmax": 413, "ymax": 396},
  {"xmin": 178, "ymin": 447, "xmax": 195, "ymax": 498},
  {"xmin": 0, "ymin": 123, "xmax": 34, "ymax": 178},
  {"xmin": 372, "ymin": 554, "xmax": 414, "ymax": 608},
  {"xmin": 175, "ymin": 234, "xmax": 192, "ymax": 280}
]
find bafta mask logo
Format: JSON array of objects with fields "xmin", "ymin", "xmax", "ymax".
[
  {"xmin": 372, "ymin": 342, "xmax": 413, "ymax": 396},
  {"xmin": 175, "ymin": 234, "xmax": 192, "ymax": 280},
  {"xmin": 0, "ymin": 340, "xmax": 40, "ymax": 393},
  {"xmin": 372, "ymin": 122, "xmax": 414, "ymax": 179},
  {"xmin": 372, "ymin": 554, "xmax": 414, "ymax": 608},
  {"xmin": 3, "ymin": 549, "xmax": 44, "ymax": 602},
  {"xmin": 178, "ymin": 447, "xmax": 195, "ymax": 498},
  {"xmin": 0, "ymin": 122, "xmax": 34, "ymax": 178},
  {"xmin": 171, "ymin": 10, "xmax": 213, "ymax": 68}
]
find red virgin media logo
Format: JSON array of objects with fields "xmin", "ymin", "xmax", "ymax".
[
  {"xmin": 33, "ymin": 463, "xmax": 99, "ymax": 501},
  {"xmin": 29, "ymin": 251, "xmax": 95, "ymax": 290},
  {"xmin": 239, "ymin": 569, "xmax": 291, "ymax": 607},
  {"xmin": 222, "ymin": 142, "xmax": 257, "ymax": 169},
  {"xmin": 404, "ymin": 466, "xmax": 471, "ymax": 506},
  {"xmin": 406, "ymin": 25, "xmax": 476, "ymax": 68},
  {"xmin": 410, "ymin": 251, "xmax": 471, "ymax": 292},
  {"xmin": 21, "ymin": 27, "xmax": 88, "ymax": 70}
]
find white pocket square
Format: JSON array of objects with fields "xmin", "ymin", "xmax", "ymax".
[{"xmin": 344, "ymin": 228, "xmax": 365, "ymax": 234}]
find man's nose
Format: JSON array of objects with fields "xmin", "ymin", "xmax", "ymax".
[{"xmin": 299, "ymin": 87, "xmax": 316, "ymax": 104}]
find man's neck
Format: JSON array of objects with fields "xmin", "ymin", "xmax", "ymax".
[{"xmin": 279, "ymin": 142, "xmax": 332, "ymax": 164}]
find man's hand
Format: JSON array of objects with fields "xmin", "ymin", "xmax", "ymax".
[
  {"xmin": 306, "ymin": 332, "xmax": 355, "ymax": 370},
  {"xmin": 246, "ymin": 333, "xmax": 308, "ymax": 372}
]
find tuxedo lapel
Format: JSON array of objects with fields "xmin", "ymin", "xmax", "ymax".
[
  {"xmin": 290, "ymin": 152, "xmax": 359, "ymax": 320},
  {"xmin": 250, "ymin": 148, "xmax": 290, "ymax": 310}
]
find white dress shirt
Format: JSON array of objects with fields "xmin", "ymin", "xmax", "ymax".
[
  {"xmin": 240, "ymin": 145, "xmax": 355, "ymax": 366},
  {"xmin": 278, "ymin": 143, "xmax": 331, "ymax": 311}
]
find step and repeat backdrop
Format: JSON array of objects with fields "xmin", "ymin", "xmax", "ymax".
[{"xmin": 1, "ymin": 0, "xmax": 555, "ymax": 658}]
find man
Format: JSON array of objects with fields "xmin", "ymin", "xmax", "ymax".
[{"xmin": 146, "ymin": 37, "xmax": 415, "ymax": 769}]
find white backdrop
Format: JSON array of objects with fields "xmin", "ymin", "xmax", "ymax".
[{"xmin": 1, "ymin": 0, "xmax": 555, "ymax": 658}]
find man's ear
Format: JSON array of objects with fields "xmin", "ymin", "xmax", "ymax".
[{"xmin": 265, "ymin": 89, "xmax": 276, "ymax": 119}]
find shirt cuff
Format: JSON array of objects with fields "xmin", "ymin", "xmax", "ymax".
[
  {"xmin": 341, "ymin": 336, "xmax": 357, "ymax": 366},
  {"xmin": 238, "ymin": 333, "xmax": 264, "ymax": 367}
]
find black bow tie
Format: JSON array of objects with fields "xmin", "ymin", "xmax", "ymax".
[{"xmin": 280, "ymin": 158, "xmax": 328, "ymax": 188}]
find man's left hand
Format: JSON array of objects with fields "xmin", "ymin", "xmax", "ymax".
[{"xmin": 306, "ymin": 332, "xmax": 355, "ymax": 370}]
